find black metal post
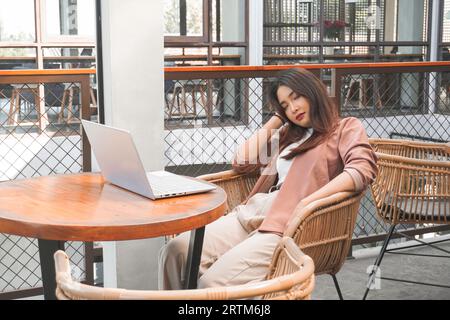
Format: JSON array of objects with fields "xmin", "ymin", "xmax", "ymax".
[
  {"xmin": 95, "ymin": 0, "xmax": 105, "ymax": 125},
  {"xmin": 38, "ymin": 239, "xmax": 66, "ymax": 300},
  {"xmin": 180, "ymin": 0, "xmax": 187, "ymax": 36},
  {"xmin": 184, "ymin": 226, "xmax": 206, "ymax": 289}
]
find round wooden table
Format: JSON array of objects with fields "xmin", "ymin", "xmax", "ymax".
[{"xmin": 0, "ymin": 173, "xmax": 227, "ymax": 299}]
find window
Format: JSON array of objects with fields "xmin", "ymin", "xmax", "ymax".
[
  {"xmin": 441, "ymin": 0, "xmax": 450, "ymax": 44},
  {"xmin": 43, "ymin": 0, "xmax": 96, "ymax": 41},
  {"xmin": 0, "ymin": 0, "xmax": 96, "ymax": 70},
  {"xmin": 164, "ymin": 0, "xmax": 248, "ymax": 66},
  {"xmin": 164, "ymin": 0, "xmax": 208, "ymax": 42},
  {"xmin": 0, "ymin": 0, "xmax": 36, "ymax": 42}
]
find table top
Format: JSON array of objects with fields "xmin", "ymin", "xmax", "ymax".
[{"xmin": 0, "ymin": 173, "xmax": 227, "ymax": 242}]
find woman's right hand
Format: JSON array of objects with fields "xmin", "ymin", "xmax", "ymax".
[{"xmin": 271, "ymin": 113, "xmax": 286, "ymax": 128}]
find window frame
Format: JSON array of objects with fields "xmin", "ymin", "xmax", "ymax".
[
  {"xmin": 164, "ymin": 0, "xmax": 249, "ymax": 66},
  {"xmin": 164, "ymin": 0, "xmax": 210, "ymax": 44},
  {"xmin": 40, "ymin": 0, "xmax": 97, "ymax": 43},
  {"xmin": 0, "ymin": 0, "xmax": 96, "ymax": 70}
]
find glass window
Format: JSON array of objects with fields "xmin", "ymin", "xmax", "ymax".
[
  {"xmin": 395, "ymin": 0, "xmax": 428, "ymax": 42},
  {"xmin": 0, "ymin": 48, "xmax": 36, "ymax": 69},
  {"xmin": 264, "ymin": 0, "xmax": 320, "ymax": 43},
  {"xmin": 42, "ymin": 47, "xmax": 95, "ymax": 69},
  {"xmin": 212, "ymin": 0, "xmax": 246, "ymax": 42},
  {"xmin": 0, "ymin": 47, "xmax": 35, "ymax": 57},
  {"xmin": 442, "ymin": 0, "xmax": 450, "ymax": 43},
  {"xmin": 164, "ymin": 0, "xmax": 204, "ymax": 37},
  {"xmin": 323, "ymin": 0, "xmax": 375, "ymax": 42},
  {"xmin": 44, "ymin": 0, "xmax": 96, "ymax": 39},
  {"xmin": 379, "ymin": 46, "xmax": 425, "ymax": 61},
  {"xmin": 263, "ymin": 46, "xmax": 320, "ymax": 65},
  {"xmin": 165, "ymin": 47, "xmax": 209, "ymax": 66},
  {"xmin": 164, "ymin": 0, "xmax": 181, "ymax": 36},
  {"xmin": 212, "ymin": 46, "xmax": 244, "ymax": 65},
  {"xmin": 0, "ymin": 0, "xmax": 35, "ymax": 42}
]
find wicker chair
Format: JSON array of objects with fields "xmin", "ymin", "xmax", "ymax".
[
  {"xmin": 199, "ymin": 170, "xmax": 364, "ymax": 300},
  {"xmin": 54, "ymin": 236, "xmax": 314, "ymax": 300},
  {"xmin": 363, "ymin": 138, "xmax": 450, "ymax": 299}
]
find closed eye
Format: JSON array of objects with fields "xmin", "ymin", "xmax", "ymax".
[{"xmin": 293, "ymin": 93, "xmax": 302, "ymax": 100}]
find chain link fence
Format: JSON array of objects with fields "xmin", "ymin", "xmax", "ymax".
[
  {"xmin": 0, "ymin": 71, "xmax": 95, "ymax": 299},
  {"xmin": 1, "ymin": 64, "xmax": 448, "ymax": 298}
]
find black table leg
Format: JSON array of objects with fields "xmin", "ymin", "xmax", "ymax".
[
  {"xmin": 184, "ymin": 227, "xmax": 205, "ymax": 289},
  {"xmin": 38, "ymin": 239, "xmax": 65, "ymax": 300}
]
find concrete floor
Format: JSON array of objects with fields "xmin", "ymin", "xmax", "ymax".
[{"xmin": 312, "ymin": 235, "xmax": 450, "ymax": 300}]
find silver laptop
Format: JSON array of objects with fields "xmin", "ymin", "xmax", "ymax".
[{"xmin": 81, "ymin": 120, "xmax": 216, "ymax": 199}]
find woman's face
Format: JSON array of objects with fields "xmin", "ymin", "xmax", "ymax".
[{"xmin": 277, "ymin": 85, "xmax": 312, "ymax": 128}]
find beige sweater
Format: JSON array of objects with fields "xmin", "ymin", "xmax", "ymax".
[{"xmin": 232, "ymin": 117, "xmax": 378, "ymax": 235}]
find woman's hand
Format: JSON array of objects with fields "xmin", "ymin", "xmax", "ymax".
[{"xmin": 272, "ymin": 113, "xmax": 286, "ymax": 127}]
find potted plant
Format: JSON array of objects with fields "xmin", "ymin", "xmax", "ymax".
[{"xmin": 322, "ymin": 20, "xmax": 350, "ymax": 55}]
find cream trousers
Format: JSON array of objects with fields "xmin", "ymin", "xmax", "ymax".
[{"xmin": 158, "ymin": 191, "xmax": 281, "ymax": 290}]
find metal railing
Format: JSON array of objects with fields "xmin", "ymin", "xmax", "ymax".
[{"xmin": 0, "ymin": 69, "xmax": 96, "ymax": 299}]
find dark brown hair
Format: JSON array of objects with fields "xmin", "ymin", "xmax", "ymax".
[{"xmin": 269, "ymin": 68, "xmax": 340, "ymax": 160}]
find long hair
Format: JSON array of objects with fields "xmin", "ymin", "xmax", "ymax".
[{"xmin": 269, "ymin": 68, "xmax": 340, "ymax": 160}]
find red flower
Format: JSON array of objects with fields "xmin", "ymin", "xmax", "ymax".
[
  {"xmin": 322, "ymin": 20, "xmax": 350, "ymax": 40},
  {"xmin": 324, "ymin": 20, "xmax": 333, "ymax": 28}
]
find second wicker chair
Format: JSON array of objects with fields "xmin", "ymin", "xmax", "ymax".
[{"xmin": 363, "ymin": 138, "xmax": 450, "ymax": 299}]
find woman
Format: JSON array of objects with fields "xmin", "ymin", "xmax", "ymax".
[{"xmin": 158, "ymin": 68, "xmax": 377, "ymax": 290}]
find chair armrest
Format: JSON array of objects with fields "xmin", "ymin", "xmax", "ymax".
[
  {"xmin": 54, "ymin": 237, "xmax": 315, "ymax": 300},
  {"xmin": 197, "ymin": 169, "xmax": 249, "ymax": 183},
  {"xmin": 375, "ymin": 152, "xmax": 450, "ymax": 168},
  {"xmin": 197, "ymin": 170, "xmax": 260, "ymax": 212},
  {"xmin": 284, "ymin": 191, "xmax": 362, "ymax": 238}
]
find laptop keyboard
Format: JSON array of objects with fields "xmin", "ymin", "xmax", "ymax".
[{"xmin": 147, "ymin": 174, "xmax": 212, "ymax": 195}]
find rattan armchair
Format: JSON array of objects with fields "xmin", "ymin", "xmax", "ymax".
[
  {"xmin": 54, "ymin": 236, "xmax": 314, "ymax": 300},
  {"xmin": 363, "ymin": 138, "xmax": 450, "ymax": 299},
  {"xmin": 199, "ymin": 170, "xmax": 364, "ymax": 300}
]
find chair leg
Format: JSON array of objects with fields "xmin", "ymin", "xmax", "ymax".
[
  {"xmin": 8, "ymin": 89, "xmax": 20, "ymax": 126},
  {"xmin": 331, "ymin": 274, "xmax": 344, "ymax": 300},
  {"xmin": 59, "ymin": 89, "xmax": 68, "ymax": 123},
  {"xmin": 360, "ymin": 79, "xmax": 366, "ymax": 108},
  {"xmin": 395, "ymin": 231, "xmax": 450, "ymax": 255},
  {"xmin": 67, "ymin": 88, "xmax": 74, "ymax": 123},
  {"xmin": 362, "ymin": 224, "xmax": 396, "ymax": 300},
  {"xmin": 344, "ymin": 79, "xmax": 355, "ymax": 107}
]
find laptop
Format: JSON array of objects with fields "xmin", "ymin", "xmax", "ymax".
[{"xmin": 81, "ymin": 120, "xmax": 216, "ymax": 199}]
